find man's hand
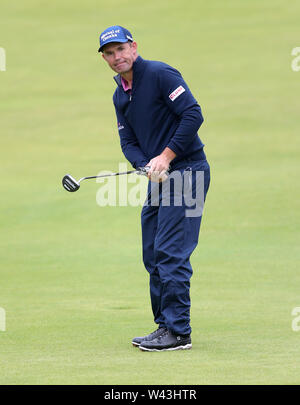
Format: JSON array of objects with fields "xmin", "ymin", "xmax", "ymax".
[{"xmin": 147, "ymin": 147, "xmax": 176, "ymax": 183}]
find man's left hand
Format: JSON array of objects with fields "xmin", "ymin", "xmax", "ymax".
[{"xmin": 146, "ymin": 147, "xmax": 176, "ymax": 183}]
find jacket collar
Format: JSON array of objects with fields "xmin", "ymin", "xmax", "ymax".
[{"xmin": 113, "ymin": 56, "xmax": 146, "ymax": 88}]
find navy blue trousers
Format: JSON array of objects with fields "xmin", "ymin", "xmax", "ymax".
[{"xmin": 141, "ymin": 159, "xmax": 210, "ymax": 335}]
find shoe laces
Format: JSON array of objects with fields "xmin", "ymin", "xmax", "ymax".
[
  {"xmin": 157, "ymin": 329, "xmax": 169, "ymax": 340},
  {"xmin": 149, "ymin": 327, "xmax": 166, "ymax": 339}
]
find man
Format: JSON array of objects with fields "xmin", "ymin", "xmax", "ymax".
[{"xmin": 99, "ymin": 25, "xmax": 210, "ymax": 351}]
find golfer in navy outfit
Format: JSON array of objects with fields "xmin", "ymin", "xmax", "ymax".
[{"xmin": 99, "ymin": 26, "xmax": 210, "ymax": 351}]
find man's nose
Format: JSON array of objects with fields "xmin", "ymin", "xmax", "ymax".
[{"xmin": 114, "ymin": 51, "xmax": 122, "ymax": 61}]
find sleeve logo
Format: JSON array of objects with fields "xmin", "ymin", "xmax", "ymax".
[
  {"xmin": 118, "ymin": 122, "xmax": 124, "ymax": 131},
  {"xmin": 169, "ymin": 85, "xmax": 185, "ymax": 102}
]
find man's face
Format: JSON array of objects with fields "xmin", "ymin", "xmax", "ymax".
[{"xmin": 102, "ymin": 41, "xmax": 138, "ymax": 74}]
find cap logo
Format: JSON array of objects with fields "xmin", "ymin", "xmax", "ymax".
[
  {"xmin": 99, "ymin": 26, "xmax": 133, "ymax": 52},
  {"xmin": 101, "ymin": 29, "xmax": 121, "ymax": 42}
]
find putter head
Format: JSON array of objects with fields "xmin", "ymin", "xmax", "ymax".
[{"xmin": 62, "ymin": 174, "xmax": 80, "ymax": 192}]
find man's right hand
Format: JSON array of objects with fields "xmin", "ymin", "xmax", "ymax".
[
  {"xmin": 144, "ymin": 165, "xmax": 169, "ymax": 183},
  {"xmin": 146, "ymin": 147, "xmax": 175, "ymax": 182},
  {"xmin": 138, "ymin": 165, "xmax": 168, "ymax": 183}
]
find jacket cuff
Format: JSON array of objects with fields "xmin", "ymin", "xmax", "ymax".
[
  {"xmin": 133, "ymin": 159, "xmax": 149, "ymax": 170},
  {"xmin": 166, "ymin": 141, "xmax": 182, "ymax": 157}
]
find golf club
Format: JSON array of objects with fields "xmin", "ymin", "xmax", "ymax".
[{"xmin": 62, "ymin": 167, "xmax": 150, "ymax": 192}]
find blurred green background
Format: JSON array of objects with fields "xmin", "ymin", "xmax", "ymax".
[{"xmin": 0, "ymin": 0, "xmax": 299, "ymax": 384}]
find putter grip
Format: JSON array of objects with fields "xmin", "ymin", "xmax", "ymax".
[
  {"xmin": 138, "ymin": 166, "xmax": 151, "ymax": 176},
  {"xmin": 138, "ymin": 166, "xmax": 170, "ymax": 182}
]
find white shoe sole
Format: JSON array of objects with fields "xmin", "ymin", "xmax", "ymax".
[
  {"xmin": 139, "ymin": 343, "xmax": 192, "ymax": 352},
  {"xmin": 132, "ymin": 341, "xmax": 141, "ymax": 347}
]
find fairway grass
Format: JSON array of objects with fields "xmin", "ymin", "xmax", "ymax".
[{"xmin": 1, "ymin": 0, "xmax": 300, "ymax": 384}]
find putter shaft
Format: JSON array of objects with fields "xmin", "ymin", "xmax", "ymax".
[
  {"xmin": 78, "ymin": 170, "xmax": 139, "ymax": 183},
  {"xmin": 62, "ymin": 167, "xmax": 150, "ymax": 192}
]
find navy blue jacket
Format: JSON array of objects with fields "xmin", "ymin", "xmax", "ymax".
[{"xmin": 113, "ymin": 56, "xmax": 206, "ymax": 169}]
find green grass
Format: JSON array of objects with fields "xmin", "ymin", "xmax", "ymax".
[{"xmin": 0, "ymin": 0, "xmax": 300, "ymax": 384}]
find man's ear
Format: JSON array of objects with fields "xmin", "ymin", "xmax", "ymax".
[{"xmin": 131, "ymin": 41, "xmax": 138, "ymax": 57}]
